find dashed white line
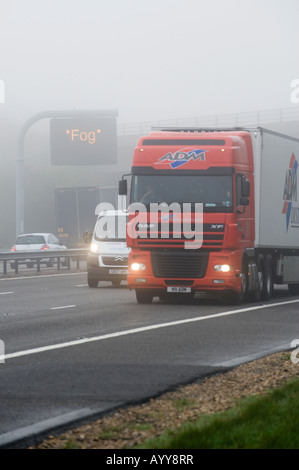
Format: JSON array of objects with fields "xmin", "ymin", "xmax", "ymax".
[
  {"xmin": 2, "ymin": 298, "xmax": 299, "ymax": 362},
  {"xmin": 50, "ymin": 305, "xmax": 76, "ymax": 310},
  {"xmin": 0, "ymin": 291, "xmax": 14, "ymax": 295}
]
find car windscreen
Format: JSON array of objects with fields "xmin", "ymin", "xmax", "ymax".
[
  {"xmin": 16, "ymin": 235, "xmax": 46, "ymax": 244},
  {"xmin": 94, "ymin": 215, "xmax": 128, "ymax": 241}
]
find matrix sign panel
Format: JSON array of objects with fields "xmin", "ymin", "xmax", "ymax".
[{"xmin": 50, "ymin": 117, "xmax": 117, "ymax": 165}]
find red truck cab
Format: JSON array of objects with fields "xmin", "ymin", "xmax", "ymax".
[{"xmin": 119, "ymin": 128, "xmax": 259, "ymax": 304}]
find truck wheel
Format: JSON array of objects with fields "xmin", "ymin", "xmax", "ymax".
[
  {"xmin": 112, "ymin": 279, "xmax": 121, "ymax": 286},
  {"xmin": 87, "ymin": 276, "xmax": 99, "ymax": 288},
  {"xmin": 229, "ymin": 260, "xmax": 247, "ymax": 305},
  {"xmin": 261, "ymin": 255, "xmax": 273, "ymax": 300},
  {"xmin": 250, "ymin": 256, "xmax": 263, "ymax": 302},
  {"xmin": 135, "ymin": 289, "xmax": 153, "ymax": 304}
]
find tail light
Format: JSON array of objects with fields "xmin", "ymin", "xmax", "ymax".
[
  {"xmin": 11, "ymin": 246, "xmax": 16, "ymax": 251},
  {"xmin": 40, "ymin": 244, "xmax": 50, "ymax": 250}
]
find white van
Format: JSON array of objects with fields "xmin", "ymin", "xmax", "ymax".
[{"xmin": 87, "ymin": 210, "xmax": 129, "ymax": 287}]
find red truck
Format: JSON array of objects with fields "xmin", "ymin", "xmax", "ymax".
[{"xmin": 119, "ymin": 127, "xmax": 299, "ymax": 304}]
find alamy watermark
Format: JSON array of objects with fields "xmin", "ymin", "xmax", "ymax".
[
  {"xmin": 290, "ymin": 79, "xmax": 299, "ymax": 104},
  {"xmin": 97, "ymin": 199, "xmax": 203, "ymax": 249}
]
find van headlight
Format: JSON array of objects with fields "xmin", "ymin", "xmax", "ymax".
[{"xmin": 90, "ymin": 243, "xmax": 99, "ymax": 254}]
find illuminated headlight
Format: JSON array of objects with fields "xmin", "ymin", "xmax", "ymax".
[
  {"xmin": 131, "ymin": 262, "xmax": 146, "ymax": 271},
  {"xmin": 90, "ymin": 243, "xmax": 99, "ymax": 253},
  {"xmin": 214, "ymin": 264, "xmax": 231, "ymax": 272}
]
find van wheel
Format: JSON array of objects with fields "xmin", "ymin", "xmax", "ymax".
[
  {"xmin": 135, "ymin": 289, "xmax": 153, "ymax": 304},
  {"xmin": 288, "ymin": 283, "xmax": 299, "ymax": 295},
  {"xmin": 88, "ymin": 276, "xmax": 98, "ymax": 288}
]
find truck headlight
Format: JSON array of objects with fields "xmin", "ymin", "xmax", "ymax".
[
  {"xmin": 131, "ymin": 262, "xmax": 146, "ymax": 271},
  {"xmin": 214, "ymin": 264, "xmax": 231, "ymax": 272}
]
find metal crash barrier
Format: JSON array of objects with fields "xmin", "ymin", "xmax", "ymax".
[{"xmin": 0, "ymin": 249, "xmax": 89, "ymax": 275}]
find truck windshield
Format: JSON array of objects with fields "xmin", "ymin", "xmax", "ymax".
[
  {"xmin": 131, "ymin": 175, "xmax": 233, "ymax": 212},
  {"xmin": 95, "ymin": 215, "xmax": 128, "ymax": 241}
]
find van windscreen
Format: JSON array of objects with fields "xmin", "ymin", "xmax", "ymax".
[{"xmin": 95, "ymin": 215, "xmax": 127, "ymax": 241}]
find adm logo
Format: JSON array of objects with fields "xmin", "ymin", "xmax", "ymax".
[
  {"xmin": 282, "ymin": 153, "xmax": 299, "ymax": 230},
  {"xmin": 157, "ymin": 149, "xmax": 206, "ymax": 168}
]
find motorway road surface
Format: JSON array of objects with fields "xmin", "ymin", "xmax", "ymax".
[{"xmin": 0, "ymin": 272, "xmax": 298, "ymax": 447}]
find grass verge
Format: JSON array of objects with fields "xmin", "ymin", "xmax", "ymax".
[{"xmin": 137, "ymin": 377, "xmax": 299, "ymax": 449}]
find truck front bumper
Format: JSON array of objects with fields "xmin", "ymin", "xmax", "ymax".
[{"xmin": 127, "ymin": 250, "xmax": 242, "ymax": 295}]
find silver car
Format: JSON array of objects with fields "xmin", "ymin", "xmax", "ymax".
[{"xmin": 10, "ymin": 233, "xmax": 67, "ymax": 268}]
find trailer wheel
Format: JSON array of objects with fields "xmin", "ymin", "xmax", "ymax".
[
  {"xmin": 135, "ymin": 289, "xmax": 153, "ymax": 304},
  {"xmin": 261, "ymin": 255, "xmax": 273, "ymax": 300}
]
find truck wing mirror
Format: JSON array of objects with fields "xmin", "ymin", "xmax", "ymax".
[
  {"xmin": 240, "ymin": 197, "xmax": 249, "ymax": 206},
  {"xmin": 241, "ymin": 177, "xmax": 250, "ymax": 198},
  {"xmin": 119, "ymin": 179, "xmax": 127, "ymax": 196}
]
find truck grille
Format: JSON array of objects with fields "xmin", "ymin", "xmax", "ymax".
[
  {"xmin": 151, "ymin": 251, "xmax": 209, "ymax": 278},
  {"xmin": 136, "ymin": 223, "xmax": 224, "ymax": 249}
]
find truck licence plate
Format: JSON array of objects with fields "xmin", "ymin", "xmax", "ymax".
[
  {"xmin": 109, "ymin": 269, "xmax": 128, "ymax": 274},
  {"xmin": 167, "ymin": 286, "xmax": 191, "ymax": 293}
]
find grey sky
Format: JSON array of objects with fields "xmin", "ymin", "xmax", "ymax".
[{"xmin": 1, "ymin": 0, "xmax": 299, "ymax": 125}]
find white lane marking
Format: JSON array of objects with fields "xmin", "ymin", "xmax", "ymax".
[
  {"xmin": 3, "ymin": 298, "xmax": 299, "ymax": 362},
  {"xmin": 0, "ymin": 272, "xmax": 86, "ymax": 281},
  {"xmin": 50, "ymin": 305, "xmax": 76, "ymax": 310},
  {"xmin": 0, "ymin": 291, "xmax": 14, "ymax": 295}
]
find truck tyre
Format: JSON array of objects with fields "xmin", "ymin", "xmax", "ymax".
[
  {"xmin": 261, "ymin": 255, "xmax": 273, "ymax": 300},
  {"xmin": 112, "ymin": 279, "xmax": 121, "ymax": 286},
  {"xmin": 135, "ymin": 289, "xmax": 153, "ymax": 304},
  {"xmin": 88, "ymin": 276, "xmax": 99, "ymax": 288},
  {"xmin": 229, "ymin": 258, "xmax": 247, "ymax": 305},
  {"xmin": 250, "ymin": 256, "xmax": 263, "ymax": 302}
]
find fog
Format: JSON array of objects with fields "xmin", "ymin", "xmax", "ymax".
[
  {"xmin": 1, "ymin": 0, "xmax": 299, "ymax": 123},
  {"xmin": 0, "ymin": 0, "xmax": 299, "ymax": 247}
]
